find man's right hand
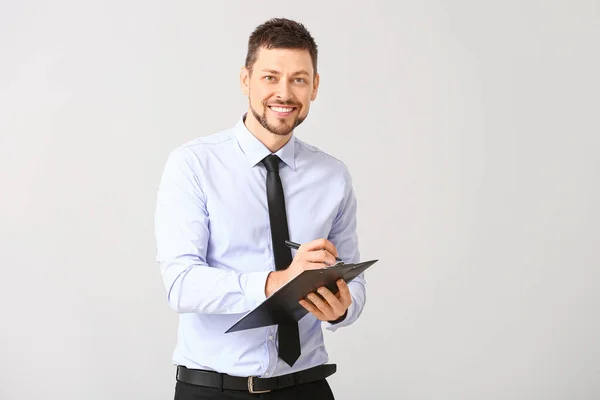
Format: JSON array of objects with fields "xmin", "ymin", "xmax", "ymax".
[{"xmin": 264, "ymin": 238, "xmax": 338, "ymax": 297}]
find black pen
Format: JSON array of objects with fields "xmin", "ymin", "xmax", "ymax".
[{"xmin": 285, "ymin": 240, "xmax": 342, "ymax": 262}]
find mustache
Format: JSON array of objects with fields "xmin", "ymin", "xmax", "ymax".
[{"xmin": 264, "ymin": 100, "xmax": 301, "ymax": 107}]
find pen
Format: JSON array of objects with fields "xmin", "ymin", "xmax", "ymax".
[{"xmin": 285, "ymin": 240, "xmax": 343, "ymax": 262}]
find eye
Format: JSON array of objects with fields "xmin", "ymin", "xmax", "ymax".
[
  {"xmin": 264, "ymin": 76, "xmax": 275, "ymax": 82},
  {"xmin": 294, "ymin": 78, "xmax": 306, "ymax": 84}
]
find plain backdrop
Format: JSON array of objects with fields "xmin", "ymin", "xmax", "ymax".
[{"xmin": 1, "ymin": 1, "xmax": 599, "ymax": 399}]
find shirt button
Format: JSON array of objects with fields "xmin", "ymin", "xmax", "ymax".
[
  {"xmin": 269, "ymin": 335, "xmax": 274, "ymax": 341},
  {"xmin": 264, "ymin": 372, "xmax": 269, "ymax": 376}
]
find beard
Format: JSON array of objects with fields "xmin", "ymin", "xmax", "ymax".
[{"xmin": 249, "ymin": 99, "xmax": 306, "ymax": 136}]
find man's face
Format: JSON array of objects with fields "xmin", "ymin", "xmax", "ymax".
[{"xmin": 241, "ymin": 47, "xmax": 319, "ymax": 136}]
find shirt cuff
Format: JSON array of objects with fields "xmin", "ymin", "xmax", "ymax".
[{"xmin": 240, "ymin": 270, "xmax": 271, "ymax": 308}]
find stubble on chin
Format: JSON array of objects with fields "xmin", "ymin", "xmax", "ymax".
[{"xmin": 250, "ymin": 104, "xmax": 305, "ymax": 136}]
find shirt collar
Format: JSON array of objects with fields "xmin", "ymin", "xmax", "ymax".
[{"xmin": 234, "ymin": 113, "xmax": 297, "ymax": 171}]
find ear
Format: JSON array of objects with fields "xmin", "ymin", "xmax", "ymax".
[
  {"xmin": 311, "ymin": 72, "xmax": 320, "ymax": 101},
  {"xmin": 240, "ymin": 66, "xmax": 250, "ymax": 96}
]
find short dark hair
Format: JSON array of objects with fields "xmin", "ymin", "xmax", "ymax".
[{"xmin": 245, "ymin": 18, "xmax": 318, "ymax": 75}]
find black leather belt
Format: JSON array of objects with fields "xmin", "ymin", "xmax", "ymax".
[{"xmin": 176, "ymin": 364, "xmax": 336, "ymax": 394}]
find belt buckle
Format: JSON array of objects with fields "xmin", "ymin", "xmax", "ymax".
[{"xmin": 248, "ymin": 376, "xmax": 271, "ymax": 394}]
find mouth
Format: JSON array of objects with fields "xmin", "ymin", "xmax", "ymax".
[{"xmin": 267, "ymin": 105, "xmax": 298, "ymax": 117}]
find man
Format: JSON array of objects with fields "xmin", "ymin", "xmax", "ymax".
[{"xmin": 155, "ymin": 18, "xmax": 366, "ymax": 399}]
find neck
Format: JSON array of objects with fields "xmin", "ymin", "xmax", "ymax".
[{"xmin": 244, "ymin": 111, "xmax": 292, "ymax": 153}]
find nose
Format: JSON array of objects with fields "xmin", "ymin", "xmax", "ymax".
[{"xmin": 275, "ymin": 80, "xmax": 293, "ymax": 101}]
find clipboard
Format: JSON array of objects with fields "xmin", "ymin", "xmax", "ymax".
[{"xmin": 225, "ymin": 259, "xmax": 378, "ymax": 333}]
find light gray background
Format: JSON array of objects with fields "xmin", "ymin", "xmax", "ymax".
[{"xmin": 1, "ymin": 1, "xmax": 599, "ymax": 399}]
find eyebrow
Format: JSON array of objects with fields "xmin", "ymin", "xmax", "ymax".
[{"xmin": 261, "ymin": 69, "xmax": 311, "ymax": 77}]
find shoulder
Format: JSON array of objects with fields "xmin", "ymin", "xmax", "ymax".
[
  {"xmin": 176, "ymin": 128, "xmax": 236, "ymax": 157},
  {"xmin": 295, "ymin": 137, "xmax": 352, "ymax": 182},
  {"xmin": 166, "ymin": 128, "xmax": 236, "ymax": 165},
  {"xmin": 160, "ymin": 128, "xmax": 237, "ymax": 186}
]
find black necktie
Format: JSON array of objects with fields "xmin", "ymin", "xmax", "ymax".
[{"xmin": 262, "ymin": 154, "xmax": 301, "ymax": 367}]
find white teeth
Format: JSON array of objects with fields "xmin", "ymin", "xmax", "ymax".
[{"xmin": 270, "ymin": 106, "xmax": 293, "ymax": 113}]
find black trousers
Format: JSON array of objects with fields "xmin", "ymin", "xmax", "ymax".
[{"xmin": 174, "ymin": 379, "xmax": 335, "ymax": 399}]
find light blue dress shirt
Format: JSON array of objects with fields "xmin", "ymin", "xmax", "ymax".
[{"xmin": 154, "ymin": 114, "xmax": 366, "ymax": 378}]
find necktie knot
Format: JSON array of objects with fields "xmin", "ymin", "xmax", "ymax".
[{"xmin": 262, "ymin": 154, "xmax": 280, "ymax": 173}]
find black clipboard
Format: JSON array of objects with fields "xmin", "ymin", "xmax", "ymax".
[{"xmin": 225, "ymin": 259, "xmax": 378, "ymax": 333}]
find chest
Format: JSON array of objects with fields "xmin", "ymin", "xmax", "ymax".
[{"xmin": 203, "ymin": 163, "xmax": 343, "ymax": 248}]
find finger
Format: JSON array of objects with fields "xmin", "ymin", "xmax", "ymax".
[
  {"xmin": 306, "ymin": 292, "xmax": 333, "ymax": 315},
  {"xmin": 316, "ymin": 286, "xmax": 345, "ymax": 315},
  {"xmin": 299, "ymin": 261, "xmax": 328, "ymax": 271},
  {"xmin": 336, "ymin": 279, "xmax": 352, "ymax": 306},
  {"xmin": 300, "ymin": 238, "xmax": 338, "ymax": 258},
  {"xmin": 316, "ymin": 286, "xmax": 341, "ymax": 307},
  {"xmin": 305, "ymin": 249, "xmax": 337, "ymax": 266},
  {"xmin": 299, "ymin": 299, "xmax": 320, "ymax": 316}
]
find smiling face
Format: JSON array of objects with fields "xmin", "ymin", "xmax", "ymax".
[{"xmin": 241, "ymin": 47, "xmax": 319, "ymax": 136}]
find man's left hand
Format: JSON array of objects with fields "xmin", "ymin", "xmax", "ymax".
[{"xmin": 299, "ymin": 279, "xmax": 351, "ymax": 322}]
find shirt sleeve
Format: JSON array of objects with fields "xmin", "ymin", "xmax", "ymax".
[
  {"xmin": 323, "ymin": 166, "xmax": 367, "ymax": 331},
  {"xmin": 154, "ymin": 147, "xmax": 270, "ymax": 314}
]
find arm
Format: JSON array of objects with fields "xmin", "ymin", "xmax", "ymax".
[
  {"xmin": 322, "ymin": 168, "xmax": 366, "ymax": 331},
  {"xmin": 154, "ymin": 148, "xmax": 269, "ymax": 314}
]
